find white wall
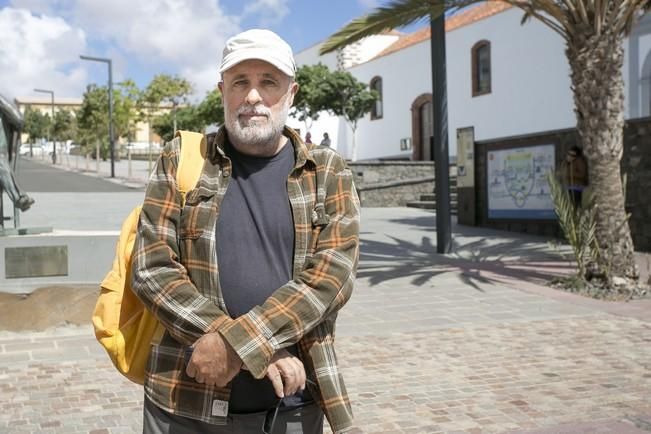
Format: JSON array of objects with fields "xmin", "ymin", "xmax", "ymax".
[
  {"xmin": 627, "ymin": 13, "xmax": 651, "ymax": 118},
  {"xmin": 348, "ymin": 43, "xmax": 432, "ymax": 160},
  {"xmin": 446, "ymin": 7, "xmax": 575, "ymax": 149},
  {"xmin": 295, "ymin": 42, "xmax": 339, "ymax": 69},
  {"xmin": 294, "ymin": 8, "xmax": 651, "ymax": 160},
  {"xmin": 352, "ymin": 34, "xmax": 402, "ymax": 65}
]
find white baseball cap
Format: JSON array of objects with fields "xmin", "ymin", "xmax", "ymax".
[{"xmin": 219, "ymin": 29, "xmax": 296, "ymax": 78}]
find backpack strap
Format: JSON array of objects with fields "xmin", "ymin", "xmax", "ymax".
[{"xmin": 175, "ymin": 130, "xmax": 206, "ymax": 205}]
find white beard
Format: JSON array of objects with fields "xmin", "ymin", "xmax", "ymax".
[{"xmin": 225, "ymin": 97, "xmax": 290, "ymax": 154}]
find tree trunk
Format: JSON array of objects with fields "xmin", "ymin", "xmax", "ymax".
[
  {"xmin": 350, "ymin": 125, "xmax": 357, "ymax": 161},
  {"xmin": 567, "ymin": 29, "xmax": 638, "ymax": 283}
]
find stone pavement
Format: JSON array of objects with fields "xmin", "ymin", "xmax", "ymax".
[{"xmin": 2, "ymin": 160, "xmax": 651, "ymax": 433}]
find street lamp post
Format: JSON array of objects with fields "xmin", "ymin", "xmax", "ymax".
[
  {"xmin": 33, "ymin": 88, "xmax": 56, "ymax": 164},
  {"xmin": 80, "ymin": 55, "xmax": 115, "ymax": 178}
]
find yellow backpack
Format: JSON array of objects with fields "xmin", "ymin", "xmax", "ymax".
[{"xmin": 92, "ymin": 130, "xmax": 207, "ymax": 384}]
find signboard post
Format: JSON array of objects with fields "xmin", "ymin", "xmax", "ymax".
[{"xmin": 456, "ymin": 127, "xmax": 476, "ymax": 226}]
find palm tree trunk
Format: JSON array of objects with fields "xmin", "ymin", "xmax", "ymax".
[{"xmin": 567, "ymin": 29, "xmax": 638, "ymax": 283}]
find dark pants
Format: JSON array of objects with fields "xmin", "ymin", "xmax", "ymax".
[
  {"xmin": 568, "ymin": 189, "xmax": 583, "ymax": 208},
  {"xmin": 143, "ymin": 396, "xmax": 324, "ymax": 434}
]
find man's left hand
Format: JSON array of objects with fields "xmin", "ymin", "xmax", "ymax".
[
  {"xmin": 186, "ymin": 332, "xmax": 242, "ymax": 387},
  {"xmin": 265, "ymin": 349, "xmax": 306, "ymax": 398}
]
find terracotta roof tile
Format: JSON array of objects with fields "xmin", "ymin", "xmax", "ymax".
[{"xmin": 372, "ymin": 2, "xmax": 512, "ymax": 60}]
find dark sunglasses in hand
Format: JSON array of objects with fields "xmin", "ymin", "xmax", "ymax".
[
  {"xmin": 184, "ymin": 346, "xmax": 318, "ymax": 434},
  {"xmin": 263, "ymin": 378, "xmax": 318, "ymax": 434}
]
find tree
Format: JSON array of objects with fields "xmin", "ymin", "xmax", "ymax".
[
  {"xmin": 78, "ymin": 84, "xmax": 111, "ymax": 159},
  {"xmin": 324, "ymin": 70, "xmax": 378, "ymax": 161},
  {"xmin": 52, "ymin": 109, "xmax": 77, "ymax": 143},
  {"xmin": 195, "ymin": 88, "xmax": 224, "ymax": 128},
  {"xmin": 292, "ymin": 63, "xmax": 333, "ymax": 133},
  {"xmin": 23, "ymin": 107, "xmax": 50, "ymax": 144},
  {"xmin": 151, "ymin": 88, "xmax": 224, "ymax": 142},
  {"xmin": 116, "ymin": 80, "xmax": 142, "ymax": 144},
  {"xmin": 152, "ymin": 107, "xmax": 200, "ymax": 142},
  {"xmin": 77, "ymin": 84, "xmax": 135, "ymax": 160},
  {"xmin": 320, "ymin": 0, "xmax": 650, "ymax": 295},
  {"xmin": 143, "ymin": 74, "xmax": 193, "ymax": 134},
  {"xmin": 292, "ymin": 63, "xmax": 378, "ymax": 159}
]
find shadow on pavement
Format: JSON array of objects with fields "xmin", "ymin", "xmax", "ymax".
[{"xmin": 359, "ymin": 215, "xmax": 574, "ymax": 290}]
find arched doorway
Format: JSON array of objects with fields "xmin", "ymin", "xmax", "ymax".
[{"xmin": 411, "ymin": 94, "xmax": 433, "ymax": 160}]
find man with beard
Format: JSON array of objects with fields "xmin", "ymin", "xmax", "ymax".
[{"xmin": 132, "ymin": 29, "xmax": 360, "ymax": 433}]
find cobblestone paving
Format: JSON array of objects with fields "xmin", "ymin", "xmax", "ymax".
[
  {"xmin": 2, "ymin": 207, "xmax": 650, "ymax": 433},
  {"xmin": 1, "ymin": 312, "xmax": 650, "ymax": 433},
  {"xmin": 335, "ymin": 315, "xmax": 651, "ymax": 433}
]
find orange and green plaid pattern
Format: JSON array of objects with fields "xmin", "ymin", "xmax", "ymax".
[{"xmin": 131, "ymin": 126, "xmax": 360, "ymax": 433}]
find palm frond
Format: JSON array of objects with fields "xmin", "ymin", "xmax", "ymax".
[
  {"xmin": 614, "ymin": 0, "xmax": 650, "ymax": 35},
  {"xmin": 507, "ymin": 0, "xmax": 569, "ymax": 39},
  {"xmin": 546, "ymin": 171, "xmax": 599, "ymax": 280},
  {"xmin": 319, "ymin": 0, "xmax": 481, "ymax": 55}
]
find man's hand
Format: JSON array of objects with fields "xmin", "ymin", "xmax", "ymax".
[
  {"xmin": 186, "ymin": 332, "xmax": 242, "ymax": 387},
  {"xmin": 265, "ymin": 349, "xmax": 306, "ymax": 398}
]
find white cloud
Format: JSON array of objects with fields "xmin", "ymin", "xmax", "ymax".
[
  {"xmin": 11, "ymin": 0, "xmax": 239, "ymax": 97},
  {"xmin": 0, "ymin": 7, "xmax": 88, "ymax": 100},
  {"xmin": 4, "ymin": 0, "xmax": 294, "ymax": 100}
]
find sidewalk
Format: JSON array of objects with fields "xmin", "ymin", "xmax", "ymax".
[{"xmin": 1, "ymin": 161, "xmax": 650, "ymax": 433}]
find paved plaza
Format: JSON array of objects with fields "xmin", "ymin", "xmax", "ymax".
[{"xmin": 1, "ymin": 157, "xmax": 650, "ymax": 433}]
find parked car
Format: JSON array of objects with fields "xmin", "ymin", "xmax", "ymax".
[{"xmin": 19, "ymin": 143, "xmax": 44, "ymax": 156}]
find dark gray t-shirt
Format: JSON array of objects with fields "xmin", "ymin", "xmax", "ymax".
[{"xmin": 216, "ymin": 138, "xmax": 311, "ymax": 413}]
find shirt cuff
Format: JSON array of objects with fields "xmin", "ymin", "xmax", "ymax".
[{"xmin": 218, "ymin": 312, "xmax": 273, "ymax": 379}]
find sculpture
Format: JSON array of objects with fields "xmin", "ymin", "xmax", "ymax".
[{"xmin": 0, "ymin": 93, "xmax": 34, "ymax": 212}]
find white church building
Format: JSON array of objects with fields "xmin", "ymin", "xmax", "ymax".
[{"xmin": 288, "ymin": 3, "xmax": 651, "ymax": 161}]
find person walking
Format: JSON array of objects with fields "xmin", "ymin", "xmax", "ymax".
[{"xmin": 132, "ymin": 28, "xmax": 360, "ymax": 434}]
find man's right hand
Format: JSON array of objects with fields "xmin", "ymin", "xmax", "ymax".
[
  {"xmin": 186, "ymin": 332, "xmax": 242, "ymax": 387},
  {"xmin": 265, "ymin": 349, "xmax": 306, "ymax": 398}
]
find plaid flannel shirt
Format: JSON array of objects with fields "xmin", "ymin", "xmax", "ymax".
[{"xmin": 131, "ymin": 126, "xmax": 360, "ymax": 433}]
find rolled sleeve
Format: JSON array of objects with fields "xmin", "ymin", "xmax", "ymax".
[{"xmin": 131, "ymin": 144, "xmax": 231, "ymax": 346}]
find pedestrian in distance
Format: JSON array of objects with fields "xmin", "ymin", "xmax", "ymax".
[
  {"xmin": 131, "ymin": 28, "xmax": 360, "ymax": 434},
  {"xmin": 304, "ymin": 131, "xmax": 312, "ymax": 144},
  {"xmin": 320, "ymin": 132, "xmax": 331, "ymax": 147},
  {"xmin": 561, "ymin": 145, "xmax": 588, "ymax": 208}
]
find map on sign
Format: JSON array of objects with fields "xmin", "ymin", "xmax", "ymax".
[{"xmin": 487, "ymin": 144, "xmax": 556, "ymax": 219}]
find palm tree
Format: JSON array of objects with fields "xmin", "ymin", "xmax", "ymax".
[{"xmin": 321, "ymin": 0, "xmax": 650, "ymax": 292}]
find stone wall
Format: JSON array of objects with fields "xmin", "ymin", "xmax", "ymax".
[
  {"xmin": 623, "ymin": 118, "xmax": 651, "ymax": 252},
  {"xmin": 347, "ymin": 161, "xmax": 435, "ymax": 207},
  {"xmin": 465, "ymin": 117, "xmax": 651, "ymax": 252}
]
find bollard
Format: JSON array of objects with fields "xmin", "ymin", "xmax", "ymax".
[
  {"xmin": 85, "ymin": 152, "xmax": 89, "ymax": 171},
  {"xmin": 96, "ymin": 143, "xmax": 100, "ymax": 174},
  {"xmin": 128, "ymin": 148, "xmax": 132, "ymax": 179}
]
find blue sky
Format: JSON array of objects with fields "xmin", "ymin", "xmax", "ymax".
[{"xmin": 0, "ymin": 0, "xmax": 427, "ymax": 102}]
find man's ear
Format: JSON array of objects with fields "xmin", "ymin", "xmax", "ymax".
[
  {"xmin": 288, "ymin": 81, "xmax": 299, "ymax": 107},
  {"xmin": 218, "ymin": 81, "xmax": 224, "ymax": 93}
]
